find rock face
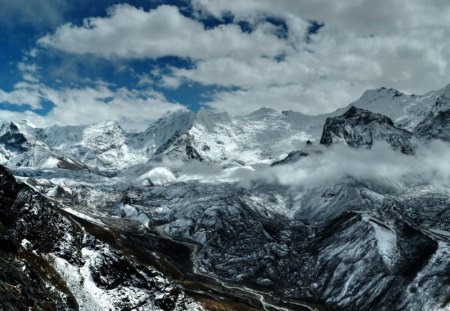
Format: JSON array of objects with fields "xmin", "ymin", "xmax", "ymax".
[{"xmin": 320, "ymin": 106, "xmax": 416, "ymax": 154}]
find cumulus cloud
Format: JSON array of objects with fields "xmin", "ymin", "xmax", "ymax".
[
  {"xmin": 34, "ymin": 1, "xmax": 450, "ymax": 116},
  {"xmin": 183, "ymin": 0, "xmax": 450, "ymax": 114},
  {"xmin": 0, "ymin": 82, "xmax": 185, "ymax": 131},
  {"xmin": 38, "ymin": 4, "xmax": 288, "ymax": 61}
]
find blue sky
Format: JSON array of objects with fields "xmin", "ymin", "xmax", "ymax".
[{"xmin": 0, "ymin": 0, "xmax": 449, "ymax": 130}]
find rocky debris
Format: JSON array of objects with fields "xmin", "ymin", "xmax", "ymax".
[{"xmin": 110, "ymin": 178, "xmax": 450, "ymax": 311}]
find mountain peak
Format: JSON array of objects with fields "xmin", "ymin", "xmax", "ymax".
[
  {"xmin": 341, "ymin": 106, "xmax": 395, "ymax": 126},
  {"xmin": 88, "ymin": 120, "xmax": 123, "ymax": 131},
  {"xmin": 320, "ymin": 106, "xmax": 415, "ymax": 154},
  {"xmin": 359, "ymin": 87, "xmax": 404, "ymax": 101},
  {"xmin": 15, "ymin": 119, "xmax": 36, "ymax": 129},
  {"xmin": 246, "ymin": 107, "xmax": 278, "ymax": 117}
]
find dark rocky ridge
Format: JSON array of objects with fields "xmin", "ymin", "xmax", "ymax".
[
  {"xmin": 271, "ymin": 150, "xmax": 309, "ymax": 166},
  {"xmin": 320, "ymin": 106, "xmax": 416, "ymax": 154}
]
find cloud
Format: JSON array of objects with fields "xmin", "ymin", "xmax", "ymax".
[
  {"xmin": 0, "ymin": 0, "xmax": 68, "ymax": 29},
  {"xmin": 0, "ymin": 82, "xmax": 185, "ymax": 131},
  {"xmin": 181, "ymin": 0, "xmax": 450, "ymax": 114},
  {"xmin": 0, "ymin": 82, "xmax": 43, "ymax": 109},
  {"xmin": 164, "ymin": 141, "xmax": 450, "ymax": 191},
  {"xmin": 35, "ymin": 1, "xmax": 450, "ymax": 116},
  {"xmin": 38, "ymin": 4, "xmax": 288, "ymax": 61},
  {"xmin": 251, "ymin": 141, "xmax": 450, "ymax": 191}
]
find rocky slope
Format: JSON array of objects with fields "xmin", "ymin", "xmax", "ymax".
[{"xmin": 415, "ymin": 109, "xmax": 450, "ymax": 142}]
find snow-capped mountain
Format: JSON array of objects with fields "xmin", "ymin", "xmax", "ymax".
[
  {"xmin": 2, "ymin": 83, "xmax": 449, "ymax": 171},
  {"xmin": 4, "ymin": 84, "xmax": 450, "ymax": 310}
]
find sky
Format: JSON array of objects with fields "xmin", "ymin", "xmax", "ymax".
[{"xmin": 1, "ymin": 0, "xmax": 450, "ymax": 130}]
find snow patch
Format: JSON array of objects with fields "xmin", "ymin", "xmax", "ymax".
[
  {"xmin": 363, "ymin": 215, "xmax": 397, "ymax": 267},
  {"xmin": 138, "ymin": 167, "xmax": 176, "ymax": 186}
]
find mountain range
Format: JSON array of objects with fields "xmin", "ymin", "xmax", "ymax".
[{"xmin": 2, "ymin": 84, "xmax": 450, "ymax": 310}]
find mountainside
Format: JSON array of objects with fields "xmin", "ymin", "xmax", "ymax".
[
  {"xmin": 3, "ymin": 84, "xmax": 450, "ymax": 310},
  {"xmin": 415, "ymin": 109, "xmax": 450, "ymax": 141},
  {"xmin": 0, "ymin": 165, "xmax": 206, "ymax": 311}
]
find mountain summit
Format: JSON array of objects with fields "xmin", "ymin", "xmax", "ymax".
[{"xmin": 320, "ymin": 106, "xmax": 416, "ymax": 154}]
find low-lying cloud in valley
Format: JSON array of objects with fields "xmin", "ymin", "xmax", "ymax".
[{"xmin": 164, "ymin": 141, "xmax": 450, "ymax": 191}]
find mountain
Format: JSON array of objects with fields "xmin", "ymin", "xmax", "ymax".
[
  {"xmin": 346, "ymin": 85, "xmax": 450, "ymax": 130},
  {"xmin": 320, "ymin": 106, "xmax": 416, "ymax": 154},
  {"xmin": 3, "ymin": 84, "xmax": 450, "ymax": 310}
]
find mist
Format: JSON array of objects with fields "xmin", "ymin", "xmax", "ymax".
[{"xmin": 160, "ymin": 140, "xmax": 450, "ymax": 190}]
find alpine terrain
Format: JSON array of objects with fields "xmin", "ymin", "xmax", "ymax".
[{"xmin": 2, "ymin": 84, "xmax": 450, "ymax": 310}]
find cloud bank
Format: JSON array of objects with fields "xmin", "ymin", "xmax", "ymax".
[{"xmin": 165, "ymin": 141, "xmax": 450, "ymax": 191}]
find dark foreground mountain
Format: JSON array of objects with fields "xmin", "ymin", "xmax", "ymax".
[{"xmin": 0, "ymin": 165, "xmax": 207, "ymax": 310}]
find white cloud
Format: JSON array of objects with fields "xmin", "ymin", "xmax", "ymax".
[
  {"xmin": 205, "ymin": 82, "xmax": 354, "ymax": 116},
  {"xmin": 171, "ymin": 0, "xmax": 449, "ymax": 114},
  {"xmin": 38, "ymin": 4, "xmax": 288, "ymax": 61},
  {"xmin": 166, "ymin": 141, "xmax": 450, "ymax": 189},
  {"xmin": 36, "ymin": 1, "xmax": 450, "ymax": 116},
  {"xmin": 0, "ymin": 83, "xmax": 43, "ymax": 109},
  {"xmin": 0, "ymin": 82, "xmax": 185, "ymax": 131},
  {"xmin": 258, "ymin": 141, "xmax": 450, "ymax": 188}
]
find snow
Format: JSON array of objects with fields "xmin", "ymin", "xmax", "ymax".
[
  {"xmin": 1, "ymin": 83, "xmax": 447, "ymax": 171},
  {"xmin": 119, "ymin": 204, "xmax": 149, "ymax": 226},
  {"xmin": 62, "ymin": 207, "xmax": 105, "ymax": 226},
  {"xmin": 363, "ymin": 215, "xmax": 397, "ymax": 267},
  {"xmin": 41, "ymin": 157, "xmax": 60, "ymax": 169},
  {"xmin": 21, "ymin": 239, "xmax": 32, "ymax": 250},
  {"xmin": 350, "ymin": 86, "xmax": 445, "ymax": 130},
  {"xmin": 4, "ymin": 84, "xmax": 450, "ymax": 311},
  {"xmin": 138, "ymin": 167, "xmax": 176, "ymax": 186},
  {"xmin": 50, "ymin": 253, "xmax": 115, "ymax": 311}
]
